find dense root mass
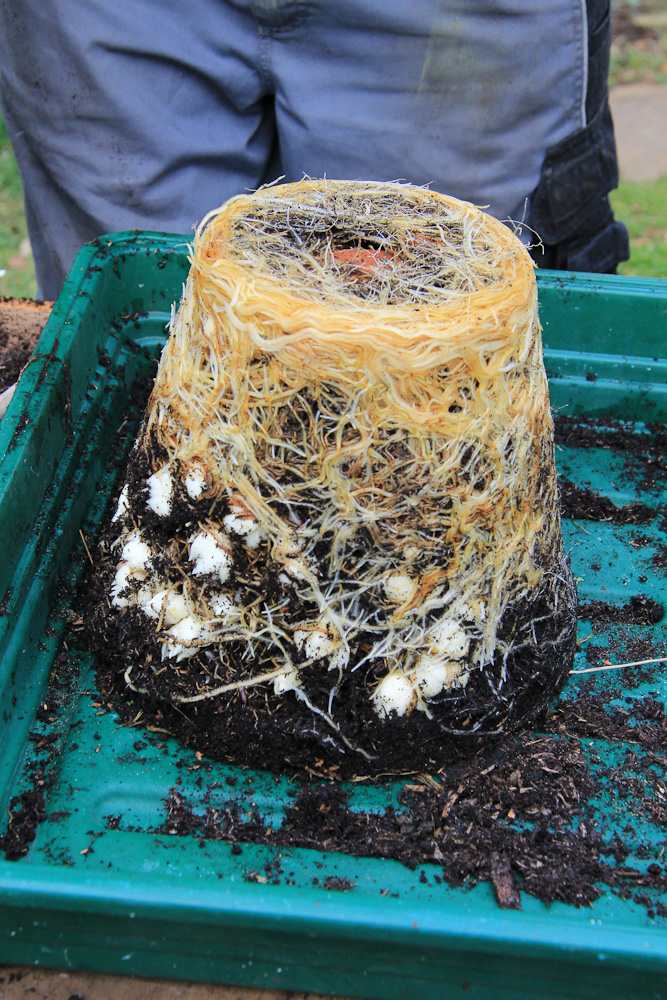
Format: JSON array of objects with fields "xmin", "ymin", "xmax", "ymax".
[{"xmin": 90, "ymin": 179, "xmax": 577, "ymax": 776}]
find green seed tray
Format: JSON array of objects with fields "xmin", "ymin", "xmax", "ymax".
[{"xmin": 0, "ymin": 233, "xmax": 666, "ymax": 999}]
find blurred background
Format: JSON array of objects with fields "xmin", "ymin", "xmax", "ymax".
[{"xmin": 1, "ymin": 0, "xmax": 666, "ymax": 299}]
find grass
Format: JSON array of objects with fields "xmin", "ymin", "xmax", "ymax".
[
  {"xmin": 610, "ymin": 33, "xmax": 667, "ymax": 87},
  {"xmin": 610, "ymin": 0, "xmax": 667, "ymax": 86},
  {"xmin": 612, "ymin": 175, "xmax": 667, "ymax": 277},
  {"xmin": 0, "ymin": 114, "xmax": 37, "ymax": 298}
]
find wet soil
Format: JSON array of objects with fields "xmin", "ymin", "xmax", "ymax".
[
  {"xmin": 89, "ymin": 576, "xmax": 577, "ymax": 780},
  {"xmin": 579, "ymin": 595, "xmax": 664, "ymax": 628},
  {"xmin": 558, "ymin": 476, "xmax": 657, "ymax": 525}
]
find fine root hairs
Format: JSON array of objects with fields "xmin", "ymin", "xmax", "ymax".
[{"xmin": 98, "ymin": 179, "xmax": 575, "ymax": 768}]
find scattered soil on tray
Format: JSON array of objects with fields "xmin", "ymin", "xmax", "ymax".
[
  {"xmin": 579, "ymin": 595, "xmax": 664, "ymax": 628},
  {"xmin": 0, "ymin": 764, "xmax": 48, "ymax": 861},
  {"xmin": 554, "ymin": 414, "xmax": 667, "ymax": 493},
  {"xmin": 147, "ymin": 676, "xmax": 667, "ymax": 914},
  {"xmin": 0, "ymin": 651, "xmax": 75, "ymax": 861},
  {"xmin": 558, "ymin": 476, "xmax": 657, "ymax": 525}
]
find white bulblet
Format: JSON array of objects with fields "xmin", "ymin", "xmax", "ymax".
[
  {"xmin": 274, "ymin": 664, "xmax": 302, "ymax": 695},
  {"xmin": 121, "ymin": 530, "xmax": 152, "ymax": 572},
  {"xmin": 328, "ymin": 646, "xmax": 349, "ymax": 673},
  {"xmin": 184, "ymin": 464, "xmax": 207, "ymax": 499},
  {"xmin": 140, "ymin": 588, "xmax": 195, "ymax": 627},
  {"xmin": 209, "ymin": 592, "xmax": 239, "ymax": 620},
  {"xmin": 188, "ymin": 530, "xmax": 232, "ymax": 582},
  {"xmin": 110, "ymin": 561, "xmax": 147, "ymax": 608},
  {"xmin": 383, "ymin": 573, "xmax": 417, "ymax": 604},
  {"xmin": 146, "ymin": 465, "xmax": 173, "ymax": 517},
  {"xmin": 112, "ymin": 484, "xmax": 129, "ymax": 523},
  {"xmin": 372, "ymin": 673, "xmax": 416, "ymax": 718},
  {"xmin": 162, "ymin": 614, "xmax": 218, "ymax": 661},
  {"xmin": 304, "ymin": 631, "xmax": 337, "ymax": 660},
  {"xmin": 429, "ymin": 618, "xmax": 469, "ymax": 659},
  {"xmin": 413, "ymin": 654, "xmax": 469, "ymax": 697},
  {"xmin": 223, "ymin": 496, "xmax": 265, "ymax": 549}
]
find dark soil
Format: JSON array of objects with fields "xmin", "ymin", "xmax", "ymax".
[
  {"xmin": 0, "ymin": 649, "xmax": 77, "ymax": 861},
  {"xmin": 0, "ymin": 297, "xmax": 51, "ymax": 392},
  {"xmin": 554, "ymin": 415, "xmax": 667, "ymax": 493},
  {"xmin": 0, "ymin": 765, "xmax": 48, "ymax": 861},
  {"xmin": 146, "ymin": 679, "xmax": 667, "ymax": 913},
  {"xmin": 90, "ymin": 575, "xmax": 577, "ymax": 780},
  {"xmin": 579, "ymin": 595, "xmax": 664, "ymax": 628},
  {"xmin": 559, "ymin": 476, "xmax": 657, "ymax": 525}
]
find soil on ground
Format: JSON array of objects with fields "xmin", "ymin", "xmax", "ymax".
[{"xmin": 0, "ymin": 297, "xmax": 52, "ymax": 393}]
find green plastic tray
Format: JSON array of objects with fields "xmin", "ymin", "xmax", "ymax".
[{"xmin": 1, "ymin": 233, "xmax": 666, "ymax": 999}]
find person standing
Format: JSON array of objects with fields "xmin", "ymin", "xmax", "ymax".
[{"xmin": 0, "ymin": 0, "xmax": 627, "ymax": 300}]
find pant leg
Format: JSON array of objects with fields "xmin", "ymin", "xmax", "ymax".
[
  {"xmin": 0, "ymin": 0, "xmax": 272, "ymax": 299},
  {"xmin": 267, "ymin": 0, "xmax": 626, "ymax": 272},
  {"xmin": 268, "ymin": 0, "xmax": 585, "ymax": 226},
  {"xmin": 529, "ymin": 0, "xmax": 629, "ymax": 272}
]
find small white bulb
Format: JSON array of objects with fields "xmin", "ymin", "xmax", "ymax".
[
  {"xmin": 274, "ymin": 664, "xmax": 301, "ymax": 695},
  {"xmin": 139, "ymin": 588, "xmax": 195, "ymax": 627},
  {"xmin": 293, "ymin": 628, "xmax": 309, "ymax": 650},
  {"xmin": 121, "ymin": 530, "xmax": 152, "ymax": 572},
  {"xmin": 146, "ymin": 465, "xmax": 173, "ymax": 517},
  {"xmin": 294, "ymin": 618, "xmax": 346, "ymax": 669},
  {"xmin": 184, "ymin": 464, "xmax": 207, "ymax": 500},
  {"xmin": 414, "ymin": 654, "xmax": 469, "ymax": 696},
  {"xmin": 383, "ymin": 573, "xmax": 417, "ymax": 604},
  {"xmin": 223, "ymin": 497, "xmax": 264, "ymax": 548},
  {"xmin": 244, "ymin": 527, "xmax": 263, "ymax": 549},
  {"xmin": 328, "ymin": 646, "xmax": 349, "ymax": 673},
  {"xmin": 188, "ymin": 530, "xmax": 232, "ymax": 583},
  {"xmin": 162, "ymin": 615, "xmax": 218, "ymax": 661},
  {"xmin": 372, "ymin": 673, "xmax": 416, "ymax": 718},
  {"xmin": 110, "ymin": 562, "xmax": 147, "ymax": 608},
  {"xmin": 209, "ymin": 592, "xmax": 238, "ymax": 620},
  {"xmin": 304, "ymin": 631, "xmax": 337, "ymax": 660},
  {"xmin": 429, "ymin": 618, "xmax": 469, "ymax": 659}
]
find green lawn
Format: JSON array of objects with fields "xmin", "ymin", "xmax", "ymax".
[
  {"xmin": 0, "ymin": 107, "xmax": 666, "ymax": 300},
  {"xmin": 612, "ymin": 174, "xmax": 667, "ymax": 278},
  {"xmin": 0, "ymin": 114, "xmax": 37, "ymax": 299},
  {"xmin": 610, "ymin": 0, "xmax": 667, "ymax": 87}
]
